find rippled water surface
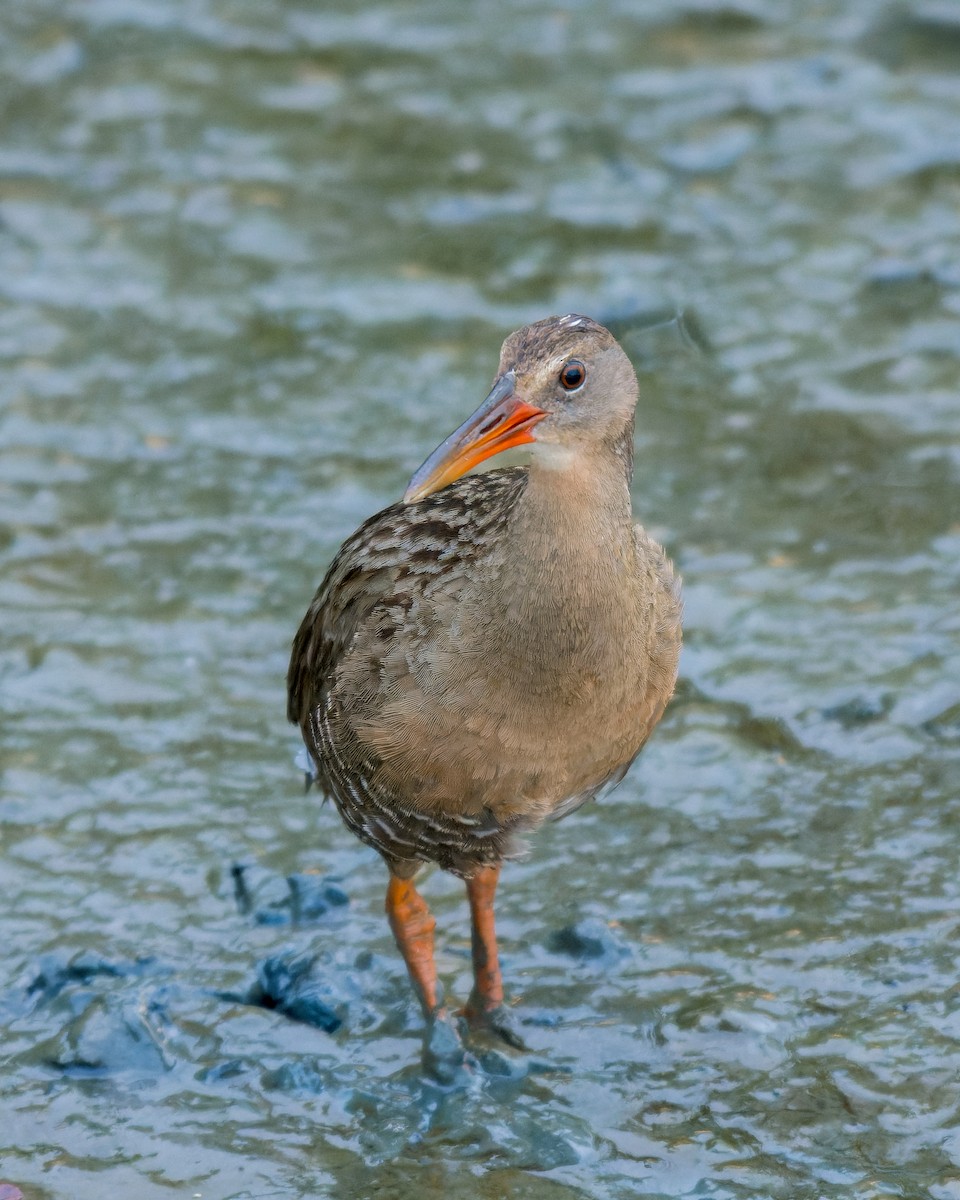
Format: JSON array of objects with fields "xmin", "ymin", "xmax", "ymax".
[{"xmin": 3, "ymin": 1, "xmax": 960, "ymax": 1197}]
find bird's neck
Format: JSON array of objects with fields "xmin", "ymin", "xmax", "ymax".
[
  {"xmin": 518, "ymin": 428, "xmax": 636, "ymax": 551},
  {"xmin": 473, "ymin": 435, "xmax": 639, "ymax": 690},
  {"xmin": 487, "ymin": 432, "xmax": 638, "ymax": 652}
]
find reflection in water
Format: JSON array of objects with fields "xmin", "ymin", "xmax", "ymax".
[{"xmin": 2, "ymin": 1, "xmax": 960, "ymax": 1197}]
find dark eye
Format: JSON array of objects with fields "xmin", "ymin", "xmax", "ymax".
[{"xmin": 559, "ymin": 360, "xmax": 586, "ymax": 391}]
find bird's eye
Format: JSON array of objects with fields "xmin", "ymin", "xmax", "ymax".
[{"xmin": 559, "ymin": 360, "xmax": 586, "ymax": 391}]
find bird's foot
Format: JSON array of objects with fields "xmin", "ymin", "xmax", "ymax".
[
  {"xmin": 422, "ymin": 1007, "xmax": 475, "ymax": 1086},
  {"xmin": 461, "ymin": 997, "xmax": 529, "ymax": 1052}
]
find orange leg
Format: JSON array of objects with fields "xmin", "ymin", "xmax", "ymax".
[
  {"xmin": 385, "ymin": 873, "xmax": 440, "ymax": 1018},
  {"xmin": 464, "ymin": 864, "xmax": 504, "ymax": 1016}
]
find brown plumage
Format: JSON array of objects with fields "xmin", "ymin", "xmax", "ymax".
[{"xmin": 288, "ymin": 314, "xmax": 681, "ymax": 1054}]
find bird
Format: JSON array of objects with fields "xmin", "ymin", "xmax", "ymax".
[{"xmin": 287, "ymin": 314, "xmax": 682, "ymax": 1060}]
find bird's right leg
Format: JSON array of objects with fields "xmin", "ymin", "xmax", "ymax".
[
  {"xmin": 385, "ymin": 870, "xmax": 469, "ymax": 1083},
  {"xmin": 385, "ymin": 872, "xmax": 440, "ymax": 1017}
]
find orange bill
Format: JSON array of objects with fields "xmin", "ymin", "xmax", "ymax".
[{"xmin": 403, "ymin": 370, "xmax": 546, "ymax": 503}]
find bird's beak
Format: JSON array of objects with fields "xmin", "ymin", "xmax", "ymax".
[{"xmin": 402, "ymin": 370, "xmax": 546, "ymax": 503}]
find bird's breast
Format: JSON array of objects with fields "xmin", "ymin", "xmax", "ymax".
[{"xmin": 353, "ymin": 524, "xmax": 653, "ymax": 826}]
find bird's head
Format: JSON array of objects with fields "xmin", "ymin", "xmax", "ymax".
[{"xmin": 403, "ymin": 314, "xmax": 638, "ymax": 503}]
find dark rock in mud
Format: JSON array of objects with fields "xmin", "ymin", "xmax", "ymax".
[
  {"xmin": 546, "ymin": 918, "xmax": 630, "ymax": 963},
  {"xmin": 36, "ymin": 994, "xmax": 170, "ymax": 1078},
  {"xmin": 287, "ymin": 872, "xmax": 349, "ymax": 921},
  {"xmin": 822, "ymin": 693, "xmax": 892, "ymax": 728},
  {"xmin": 248, "ymin": 952, "xmax": 345, "ymax": 1032},
  {"xmin": 23, "ymin": 952, "xmax": 164, "ymax": 1011},
  {"xmin": 231, "ymin": 861, "xmax": 349, "ymax": 926}
]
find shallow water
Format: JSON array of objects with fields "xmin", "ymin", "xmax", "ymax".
[{"xmin": 3, "ymin": 1, "xmax": 960, "ymax": 1197}]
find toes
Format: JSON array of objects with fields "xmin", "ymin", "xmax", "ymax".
[
  {"xmin": 422, "ymin": 1008, "xmax": 473, "ymax": 1085},
  {"xmin": 464, "ymin": 1002, "xmax": 529, "ymax": 1051}
]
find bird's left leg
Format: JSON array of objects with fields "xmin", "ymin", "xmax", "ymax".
[{"xmin": 463, "ymin": 864, "xmax": 527, "ymax": 1049}]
